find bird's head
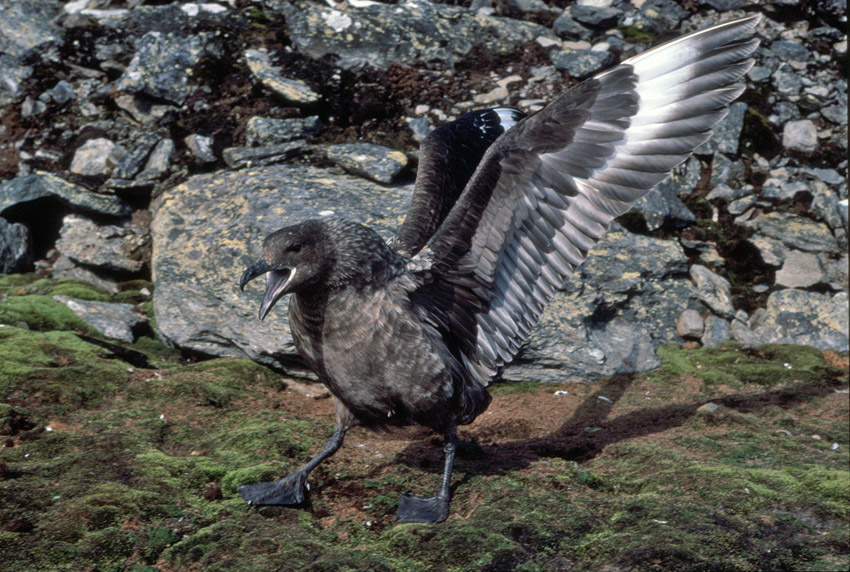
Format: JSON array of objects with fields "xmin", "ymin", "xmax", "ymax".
[{"xmin": 239, "ymin": 219, "xmax": 333, "ymax": 320}]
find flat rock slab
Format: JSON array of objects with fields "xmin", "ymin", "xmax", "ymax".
[
  {"xmin": 53, "ymin": 296, "xmax": 147, "ymax": 343},
  {"xmin": 281, "ymin": 0, "xmax": 554, "ymax": 69},
  {"xmin": 0, "ymin": 173, "xmax": 132, "ymax": 218}
]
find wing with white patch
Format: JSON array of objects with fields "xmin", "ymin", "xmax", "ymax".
[
  {"xmin": 393, "ymin": 107, "xmax": 524, "ymax": 256},
  {"xmin": 415, "ymin": 15, "xmax": 760, "ymax": 383}
]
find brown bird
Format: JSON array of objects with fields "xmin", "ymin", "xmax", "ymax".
[{"xmin": 238, "ymin": 15, "xmax": 760, "ymax": 523}]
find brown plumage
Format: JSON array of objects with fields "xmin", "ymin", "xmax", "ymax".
[{"xmin": 238, "ymin": 16, "xmax": 761, "ymax": 523}]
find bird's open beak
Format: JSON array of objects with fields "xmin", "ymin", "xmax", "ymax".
[{"xmin": 240, "ymin": 259, "xmax": 295, "ymax": 321}]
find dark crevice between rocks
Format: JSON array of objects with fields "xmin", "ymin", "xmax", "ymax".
[{"xmin": 76, "ymin": 334, "xmax": 154, "ymax": 369}]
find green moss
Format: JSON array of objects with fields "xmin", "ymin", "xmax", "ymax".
[
  {"xmin": 0, "ymin": 295, "xmax": 96, "ymax": 332},
  {"xmin": 0, "ymin": 328, "xmax": 129, "ymax": 413},
  {"xmin": 618, "ymin": 24, "xmax": 655, "ymax": 43},
  {"xmin": 652, "ymin": 342, "xmax": 838, "ymax": 388}
]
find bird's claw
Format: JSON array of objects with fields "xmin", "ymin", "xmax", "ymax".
[
  {"xmin": 238, "ymin": 471, "xmax": 309, "ymax": 506},
  {"xmin": 395, "ymin": 492, "xmax": 450, "ymax": 523}
]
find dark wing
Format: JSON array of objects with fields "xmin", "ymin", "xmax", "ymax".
[
  {"xmin": 414, "ymin": 15, "xmax": 761, "ymax": 383},
  {"xmin": 393, "ymin": 107, "xmax": 524, "ymax": 256}
]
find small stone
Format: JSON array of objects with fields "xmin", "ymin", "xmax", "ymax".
[
  {"xmin": 55, "ymin": 214, "xmax": 148, "ymax": 273},
  {"xmin": 0, "ymin": 217, "xmax": 32, "ymax": 273},
  {"xmin": 53, "ymin": 295, "xmax": 147, "ymax": 343},
  {"xmin": 184, "ymin": 134, "xmax": 217, "ymax": 164},
  {"xmin": 246, "ymin": 116, "xmax": 323, "ymax": 147},
  {"xmin": 782, "ymin": 119, "xmax": 818, "ymax": 153},
  {"xmin": 70, "ymin": 138, "xmax": 116, "ymax": 176},
  {"xmin": 138, "ymin": 138, "xmax": 175, "ymax": 180},
  {"xmin": 323, "ymin": 143, "xmax": 408, "ymax": 184},
  {"xmin": 690, "ymin": 264, "xmax": 735, "ymax": 318},
  {"xmin": 550, "ymin": 49, "xmax": 615, "ymax": 79},
  {"xmin": 701, "ymin": 315, "xmax": 731, "ymax": 348},
  {"xmin": 474, "ymin": 86, "xmax": 509, "ymax": 105},
  {"xmin": 676, "ymin": 309, "xmax": 704, "ymax": 339},
  {"xmin": 49, "ymin": 80, "xmax": 75, "ymax": 105},
  {"xmin": 244, "ymin": 49, "xmax": 320, "ymax": 105}
]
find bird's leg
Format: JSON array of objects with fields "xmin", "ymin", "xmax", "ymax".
[
  {"xmin": 238, "ymin": 428, "xmax": 347, "ymax": 506},
  {"xmin": 396, "ymin": 428, "xmax": 458, "ymax": 523}
]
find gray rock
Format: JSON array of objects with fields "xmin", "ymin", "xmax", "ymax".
[
  {"xmin": 151, "ymin": 164, "xmax": 414, "ymax": 372},
  {"xmin": 48, "ymin": 80, "xmax": 75, "ymax": 105},
  {"xmin": 690, "ymin": 264, "xmax": 734, "ymax": 318},
  {"xmin": 498, "ymin": 0, "xmax": 551, "ymax": 15},
  {"xmin": 184, "ymin": 134, "xmax": 217, "ymax": 164},
  {"xmin": 244, "ymin": 49, "xmax": 321, "ymax": 105},
  {"xmin": 246, "ymin": 116, "xmax": 323, "ymax": 147},
  {"xmin": 116, "ymin": 32, "xmax": 212, "ymax": 105},
  {"xmin": 743, "ymin": 212, "xmax": 838, "ymax": 253},
  {"xmin": 52, "ymin": 255, "xmax": 120, "ymax": 294},
  {"xmin": 749, "ymin": 289, "xmax": 848, "ymax": 351},
  {"xmin": 775, "ymin": 250, "xmax": 827, "ymax": 288},
  {"xmin": 634, "ymin": 0, "xmax": 688, "ymax": 32},
  {"xmin": 550, "ymin": 49, "xmax": 615, "ymax": 79},
  {"xmin": 782, "ymin": 119, "xmax": 818, "ymax": 153},
  {"xmin": 0, "ymin": 217, "xmax": 32, "ymax": 273},
  {"xmin": 138, "ymin": 138, "xmax": 174, "ymax": 180},
  {"xmin": 708, "ymin": 153, "xmax": 745, "ymax": 188},
  {"xmin": 0, "ymin": 173, "xmax": 132, "ymax": 218},
  {"xmin": 222, "ymin": 141, "xmax": 309, "ymax": 170},
  {"xmin": 629, "ymin": 183, "xmax": 696, "ymax": 230},
  {"xmin": 568, "ymin": 5, "xmax": 622, "ymax": 28},
  {"xmin": 727, "ymin": 195, "xmax": 757, "ymax": 215},
  {"xmin": 821, "ymin": 101, "xmax": 847, "ymax": 125},
  {"xmin": 773, "ymin": 69, "xmax": 804, "ymax": 97},
  {"xmin": 55, "ymin": 214, "xmax": 148, "ymax": 274},
  {"xmin": 695, "ymin": 102, "xmax": 747, "ymax": 155},
  {"xmin": 552, "ymin": 12, "xmax": 592, "ymax": 41},
  {"xmin": 770, "ymin": 101, "xmax": 801, "ymax": 126},
  {"xmin": 0, "ymin": 0, "xmax": 60, "ymax": 59},
  {"xmin": 676, "ymin": 309, "xmax": 705, "ymax": 339},
  {"xmin": 112, "ymin": 133, "xmax": 161, "ymax": 180},
  {"xmin": 53, "ymin": 296, "xmax": 147, "ymax": 343},
  {"xmin": 280, "ymin": 0, "xmax": 555, "ymax": 69},
  {"xmin": 408, "ymin": 117, "xmax": 432, "ymax": 143},
  {"xmin": 701, "ymin": 315, "xmax": 731, "ymax": 348},
  {"xmin": 770, "ymin": 40, "xmax": 810, "ymax": 62},
  {"xmin": 699, "ymin": 0, "xmax": 751, "ymax": 10},
  {"xmin": 748, "ymin": 234, "xmax": 787, "ymax": 267},
  {"xmin": 323, "ymin": 143, "xmax": 408, "ymax": 184},
  {"xmin": 70, "ymin": 138, "xmax": 117, "ymax": 177},
  {"xmin": 0, "ymin": 55, "xmax": 32, "ymax": 106}
]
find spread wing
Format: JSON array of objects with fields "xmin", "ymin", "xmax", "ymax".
[
  {"xmin": 393, "ymin": 107, "xmax": 524, "ymax": 255},
  {"xmin": 413, "ymin": 15, "xmax": 761, "ymax": 383}
]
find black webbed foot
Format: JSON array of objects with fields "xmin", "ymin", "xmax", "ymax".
[
  {"xmin": 239, "ymin": 470, "xmax": 309, "ymax": 506},
  {"xmin": 395, "ymin": 493, "xmax": 450, "ymax": 523}
]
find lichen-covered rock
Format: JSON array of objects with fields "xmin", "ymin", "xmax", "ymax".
[
  {"xmin": 0, "ymin": 0, "xmax": 61, "ymax": 59},
  {"xmin": 550, "ymin": 49, "xmax": 615, "ymax": 80},
  {"xmin": 55, "ymin": 214, "xmax": 148, "ymax": 274},
  {"xmin": 690, "ymin": 264, "xmax": 734, "ymax": 319},
  {"xmin": 246, "ymin": 116, "xmax": 323, "ymax": 147},
  {"xmin": 748, "ymin": 289, "xmax": 849, "ymax": 351},
  {"xmin": 323, "ymin": 143, "xmax": 408, "ymax": 184},
  {"xmin": 244, "ymin": 49, "xmax": 321, "ymax": 105},
  {"xmin": 0, "ymin": 173, "xmax": 132, "ymax": 218},
  {"xmin": 279, "ymin": 0, "xmax": 555, "ymax": 69},
  {"xmin": 743, "ymin": 212, "xmax": 838, "ymax": 253},
  {"xmin": 115, "ymin": 32, "xmax": 213, "ymax": 105},
  {"xmin": 69, "ymin": 138, "xmax": 117, "ymax": 177}
]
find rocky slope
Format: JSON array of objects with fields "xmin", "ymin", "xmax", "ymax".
[{"xmin": 0, "ymin": 1, "xmax": 847, "ymax": 368}]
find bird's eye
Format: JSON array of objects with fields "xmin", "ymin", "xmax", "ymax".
[{"xmin": 285, "ymin": 243, "xmax": 302, "ymax": 253}]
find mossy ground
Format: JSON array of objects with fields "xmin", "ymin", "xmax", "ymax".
[{"xmin": 1, "ymin": 278, "xmax": 848, "ymax": 571}]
